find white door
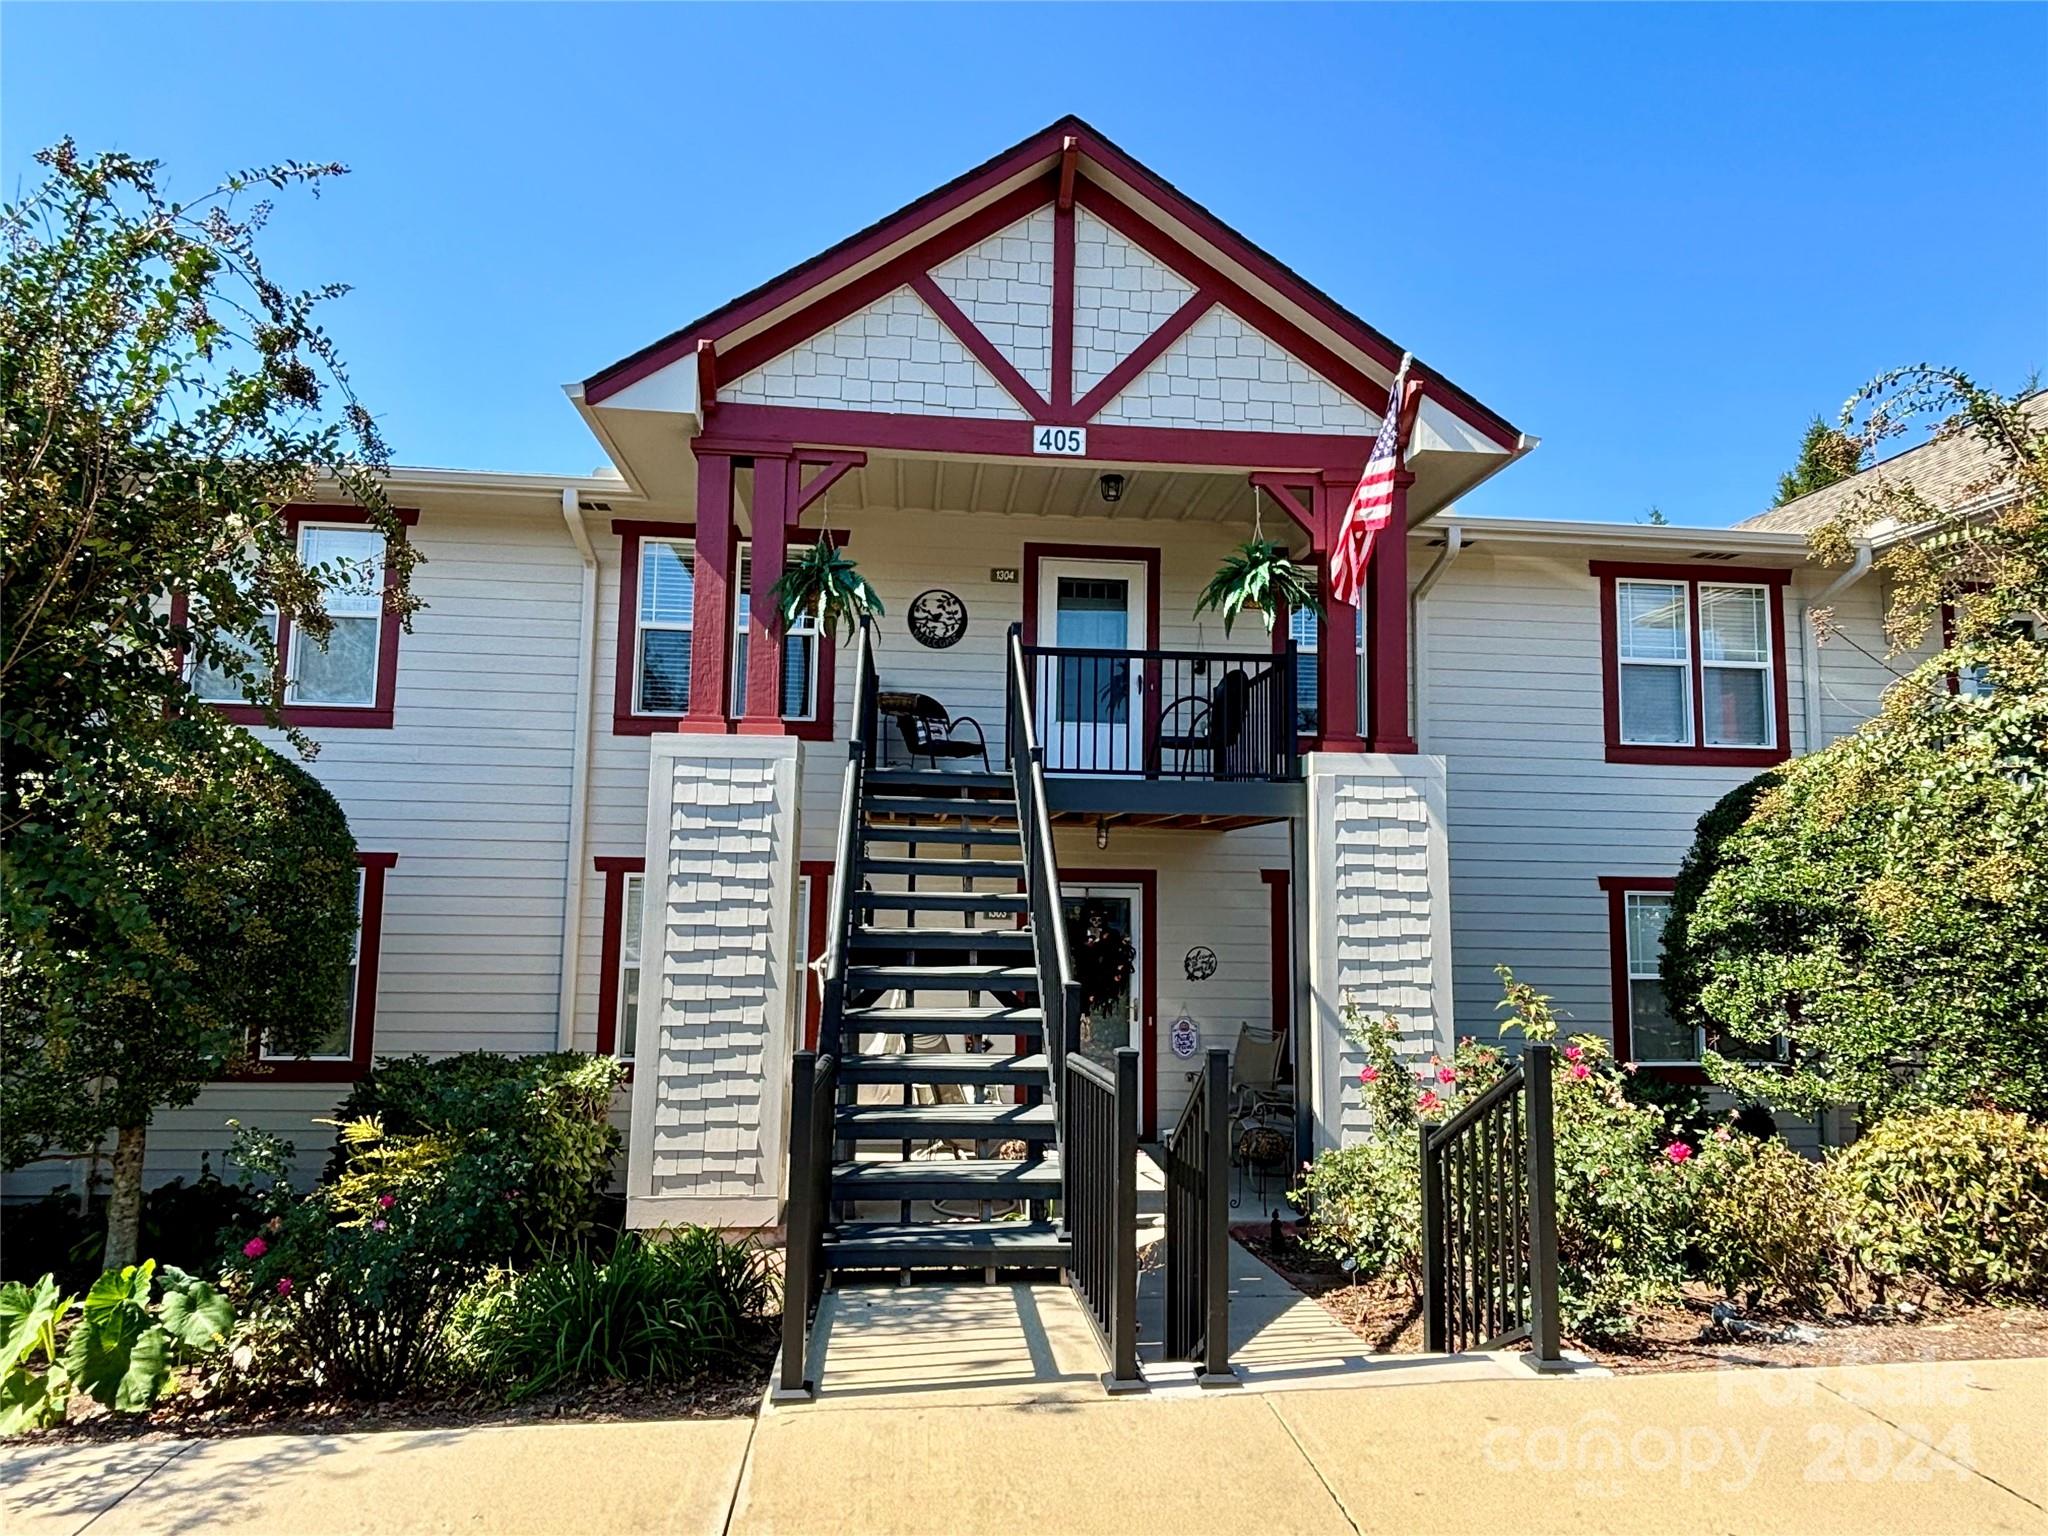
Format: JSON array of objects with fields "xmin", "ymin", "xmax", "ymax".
[{"xmin": 1035, "ymin": 557, "xmax": 1148, "ymax": 773}]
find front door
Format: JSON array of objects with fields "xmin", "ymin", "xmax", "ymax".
[
  {"xmin": 1061, "ymin": 884, "xmax": 1144, "ymax": 1074},
  {"xmin": 1035, "ymin": 557, "xmax": 1148, "ymax": 773}
]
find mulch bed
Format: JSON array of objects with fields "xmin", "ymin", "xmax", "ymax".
[
  {"xmin": 1232, "ymin": 1223, "xmax": 2048, "ymax": 1374},
  {"xmin": 21, "ymin": 1335, "xmax": 776, "ymax": 1447}
]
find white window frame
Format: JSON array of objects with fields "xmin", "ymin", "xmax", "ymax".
[
  {"xmin": 794, "ymin": 873, "xmax": 813, "ymax": 1046},
  {"xmin": 1697, "ymin": 582, "xmax": 1776, "ymax": 749},
  {"xmin": 1615, "ymin": 578, "xmax": 1695, "ymax": 747},
  {"xmin": 262, "ymin": 866, "xmax": 363, "ymax": 1063},
  {"xmin": 190, "ymin": 609, "xmax": 278, "ymax": 705},
  {"xmin": 615, "ymin": 871, "xmax": 645, "ymax": 1066},
  {"xmin": 633, "ymin": 536, "xmax": 696, "ymax": 717},
  {"xmin": 284, "ymin": 522, "xmax": 386, "ymax": 709},
  {"xmin": 1623, "ymin": 889, "xmax": 1699, "ymax": 1067}
]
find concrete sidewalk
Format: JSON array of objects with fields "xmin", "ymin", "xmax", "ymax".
[{"xmin": 4, "ymin": 1356, "xmax": 2042, "ymax": 1535}]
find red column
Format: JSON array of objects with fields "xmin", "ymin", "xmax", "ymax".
[
  {"xmin": 1366, "ymin": 470, "xmax": 1417, "ymax": 755},
  {"xmin": 1316, "ymin": 473, "xmax": 1366, "ymax": 751},
  {"xmin": 682, "ymin": 451, "xmax": 735, "ymax": 733},
  {"xmin": 738, "ymin": 453, "xmax": 792, "ymax": 734}
]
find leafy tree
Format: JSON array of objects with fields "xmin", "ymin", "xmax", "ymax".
[
  {"xmin": 1772, "ymin": 415, "xmax": 1867, "ymax": 507},
  {"xmin": 2, "ymin": 142, "xmax": 413, "ymax": 1263},
  {"xmin": 1667, "ymin": 368, "xmax": 2048, "ymax": 1119}
]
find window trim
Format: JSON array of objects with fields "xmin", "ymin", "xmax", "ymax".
[
  {"xmin": 798, "ymin": 860, "xmax": 832, "ymax": 1051},
  {"xmin": 183, "ymin": 506, "xmax": 417, "ymax": 731},
  {"xmin": 611, "ymin": 519, "xmax": 842, "ymax": 741},
  {"xmin": 1598, "ymin": 873, "xmax": 1703, "ymax": 1079},
  {"xmin": 594, "ymin": 854, "xmax": 647, "ymax": 1066},
  {"xmin": 223, "ymin": 850, "xmax": 393, "ymax": 1084},
  {"xmin": 1593, "ymin": 561, "xmax": 1792, "ymax": 767}
]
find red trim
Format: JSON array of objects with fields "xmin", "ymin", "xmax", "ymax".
[
  {"xmin": 700, "ymin": 404, "xmax": 1376, "ymax": 472},
  {"xmin": 594, "ymin": 855, "xmax": 647, "ymax": 1061},
  {"xmin": 793, "ymin": 452, "xmax": 866, "ymax": 518},
  {"xmin": 909, "ymin": 271, "xmax": 1051, "ymax": 418},
  {"xmin": 1597, "ymin": 874, "xmax": 1701, "ymax": 1078},
  {"xmin": 1260, "ymin": 868, "xmax": 1291, "ymax": 1044},
  {"xmin": 1250, "ymin": 474, "xmax": 1318, "ymax": 539},
  {"xmin": 227, "ymin": 851, "xmax": 393, "ymax": 1084},
  {"xmin": 800, "ymin": 860, "xmax": 832, "ymax": 1051},
  {"xmin": 1020, "ymin": 541, "xmax": 1164, "ymax": 649},
  {"xmin": 1052, "ymin": 200, "xmax": 1076, "ymax": 415},
  {"xmin": 738, "ymin": 457, "xmax": 792, "ymax": 733},
  {"xmin": 1366, "ymin": 473, "xmax": 1417, "ymax": 755},
  {"xmin": 1070, "ymin": 291, "xmax": 1217, "ymax": 422},
  {"xmin": 1592, "ymin": 562, "xmax": 1793, "ymax": 768},
  {"xmin": 1066, "ymin": 866, "xmax": 1161, "ymax": 1139},
  {"xmin": 611, "ymin": 518, "xmax": 698, "ymax": 737}
]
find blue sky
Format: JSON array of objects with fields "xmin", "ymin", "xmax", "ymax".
[{"xmin": 5, "ymin": 3, "xmax": 2044, "ymax": 526}]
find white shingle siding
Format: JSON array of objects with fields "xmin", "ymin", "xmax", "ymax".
[
  {"xmin": 1092, "ymin": 306, "xmax": 1376, "ymax": 433},
  {"xmin": 929, "ymin": 208, "xmax": 1056, "ymax": 401},
  {"xmin": 1071, "ymin": 207, "xmax": 1199, "ymax": 399},
  {"xmin": 723, "ymin": 287, "xmax": 1029, "ymax": 419}
]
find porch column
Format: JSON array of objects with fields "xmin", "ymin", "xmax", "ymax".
[
  {"xmin": 738, "ymin": 452, "xmax": 793, "ymax": 734},
  {"xmin": 683, "ymin": 451, "xmax": 736, "ymax": 732},
  {"xmin": 1316, "ymin": 472, "xmax": 1366, "ymax": 751},
  {"xmin": 1366, "ymin": 470, "xmax": 1417, "ymax": 754}
]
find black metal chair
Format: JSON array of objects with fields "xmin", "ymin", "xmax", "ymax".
[
  {"xmin": 877, "ymin": 691, "xmax": 992, "ymax": 773},
  {"xmin": 1156, "ymin": 671, "xmax": 1251, "ymax": 779}
]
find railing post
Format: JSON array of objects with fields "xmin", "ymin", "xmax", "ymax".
[
  {"xmin": 1524, "ymin": 1042, "xmax": 1563, "ymax": 1366},
  {"xmin": 776, "ymin": 1051, "xmax": 818, "ymax": 1401},
  {"xmin": 1108, "ymin": 1046, "xmax": 1144, "ymax": 1392},
  {"xmin": 1419, "ymin": 1118, "xmax": 1445, "ymax": 1352},
  {"xmin": 1200, "ymin": 1046, "xmax": 1235, "ymax": 1384}
]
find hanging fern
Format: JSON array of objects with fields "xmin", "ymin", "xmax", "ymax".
[
  {"xmin": 768, "ymin": 534, "xmax": 884, "ymax": 642},
  {"xmin": 1192, "ymin": 540, "xmax": 1321, "ymax": 635}
]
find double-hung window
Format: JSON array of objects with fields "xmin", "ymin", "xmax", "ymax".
[
  {"xmin": 1596, "ymin": 563, "xmax": 1790, "ymax": 766},
  {"xmin": 616, "ymin": 872, "xmax": 645, "ymax": 1064},
  {"xmin": 1599, "ymin": 876, "xmax": 1697, "ymax": 1067},
  {"xmin": 635, "ymin": 536, "xmax": 696, "ymax": 715},
  {"xmin": 732, "ymin": 546, "xmax": 822, "ymax": 722},
  {"xmin": 1288, "ymin": 604, "xmax": 1365, "ymax": 738},
  {"xmin": 238, "ymin": 850, "xmax": 392, "ymax": 1081}
]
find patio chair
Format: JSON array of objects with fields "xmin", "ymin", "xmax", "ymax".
[
  {"xmin": 878, "ymin": 691, "xmax": 993, "ymax": 773},
  {"xmin": 1228, "ymin": 1022, "xmax": 1297, "ymax": 1210},
  {"xmin": 1155, "ymin": 670, "xmax": 1251, "ymax": 779}
]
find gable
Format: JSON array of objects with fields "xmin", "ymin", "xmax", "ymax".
[
  {"xmin": 1093, "ymin": 305, "xmax": 1376, "ymax": 434},
  {"xmin": 1070, "ymin": 206, "xmax": 1196, "ymax": 398},
  {"xmin": 927, "ymin": 208, "xmax": 1055, "ymax": 400}
]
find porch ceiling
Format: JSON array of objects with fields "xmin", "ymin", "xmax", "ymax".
[{"xmin": 761, "ymin": 454, "xmax": 1269, "ymax": 529}]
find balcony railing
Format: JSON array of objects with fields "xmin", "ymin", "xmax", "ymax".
[{"xmin": 1012, "ymin": 629, "xmax": 1300, "ymax": 783}]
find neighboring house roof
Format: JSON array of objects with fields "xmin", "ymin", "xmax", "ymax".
[{"xmin": 1736, "ymin": 393, "xmax": 2048, "ymax": 534}]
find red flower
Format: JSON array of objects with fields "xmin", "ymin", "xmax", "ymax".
[
  {"xmin": 1665, "ymin": 1142, "xmax": 1694, "ymax": 1165},
  {"xmin": 1570, "ymin": 1063, "xmax": 1591, "ymax": 1081},
  {"xmin": 1359, "ymin": 1065, "xmax": 1380, "ymax": 1084},
  {"xmin": 242, "ymin": 1237, "xmax": 268, "ymax": 1260},
  {"xmin": 1563, "ymin": 1045, "xmax": 1585, "ymax": 1064},
  {"xmin": 1418, "ymin": 1089, "xmax": 1442, "ymax": 1112},
  {"xmin": 1437, "ymin": 1067, "xmax": 1457, "ymax": 1085},
  {"xmin": 377, "ymin": 1193, "xmax": 396, "ymax": 1210},
  {"xmin": 276, "ymin": 1276, "xmax": 294, "ymax": 1297}
]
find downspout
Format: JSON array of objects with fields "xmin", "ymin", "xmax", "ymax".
[
  {"xmin": 557, "ymin": 488, "xmax": 600, "ymax": 1051},
  {"xmin": 1799, "ymin": 539, "xmax": 1873, "ymax": 754},
  {"xmin": 1409, "ymin": 524, "xmax": 1465, "ymax": 754}
]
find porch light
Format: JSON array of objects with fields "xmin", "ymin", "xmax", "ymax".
[
  {"xmin": 1098, "ymin": 473, "xmax": 1126, "ymax": 504},
  {"xmin": 1096, "ymin": 816, "xmax": 1111, "ymax": 850}
]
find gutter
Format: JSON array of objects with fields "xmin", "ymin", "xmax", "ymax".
[
  {"xmin": 556, "ymin": 489, "xmax": 601, "ymax": 1051},
  {"xmin": 1410, "ymin": 525, "xmax": 1465, "ymax": 753},
  {"xmin": 1799, "ymin": 539, "xmax": 1875, "ymax": 754}
]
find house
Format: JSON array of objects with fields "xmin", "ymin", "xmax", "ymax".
[{"xmin": 7, "ymin": 119, "xmax": 1927, "ymax": 1238}]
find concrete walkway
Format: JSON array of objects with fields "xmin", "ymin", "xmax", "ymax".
[{"xmin": 5, "ymin": 1355, "xmax": 2042, "ymax": 1535}]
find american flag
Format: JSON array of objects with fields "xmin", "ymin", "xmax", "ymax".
[{"xmin": 1328, "ymin": 354, "xmax": 1412, "ymax": 608}]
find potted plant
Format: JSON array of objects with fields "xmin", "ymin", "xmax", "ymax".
[
  {"xmin": 1193, "ymin": 539, "xmax": 1321, "ymax": 634},
  {"xmin": 768, "ymin": 533, "xmax": 884, "ymax": 640}
]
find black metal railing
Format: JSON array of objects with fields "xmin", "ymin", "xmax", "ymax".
[
  {"xmin": 1164, "ymin": 1046, "xmax": 1233, "ymax": 1381},
  {"xmin": 1015, "ymin": 636, "xmax": 1299, "ymax": 782},
  {"xmin": 778, "ymin": 617, "xmax": 877, "ymax": 1401},
  {"xmin": 777, "ymin": 1049, "xmax": 837, "ymax": 1399},
  {"xmin": 1063, "ymin": 1048, "xmax": 1143, "ymax": 1391},
  {"xmin": 1005, "ymin": 630, "xmax": 1084, "ymax": 1102},
  {"xmin": 1419, "ymin": 1041, "xmax": 1562, "ymax": 1363}
]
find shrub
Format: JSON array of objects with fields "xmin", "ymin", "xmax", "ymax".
[
  {"xmin": 1828, "ymin": 1108, "xmax": 2048, "ymax": 1301},
  {"xmin": 447, "ymin": 1229, "xmax": 776, "ymax": 1399},
  {"xmin": 1686, "ymin": 1131, "xmax": 1837, "ymax": 1312},
  {"xmin": 332, "ymin": 1051, "xmax": 624, "ymax": 1254},
  {"xmin": 0, "ymin": 1166, "xmax": 267, "ymax": 1293},
  {"xmin": 1292, "ymin": 1137, "xmax": 1421, "ymax": 1290}
]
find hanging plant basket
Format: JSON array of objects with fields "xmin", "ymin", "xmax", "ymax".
[
  {"xmin": 1193, "ymin": 539, "xmax": 1321, "ymax": 635},
  {"xmin": 769, "ymin": 534, "xmax": 884, "ymax": 642}
]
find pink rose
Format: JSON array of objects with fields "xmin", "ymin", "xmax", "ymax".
[
  {"xmin": 1571, "ymin": 1063, "xmax": 1590, "ymax": 1081},
  {"xmin": 372, "ymin": 1219, "xmax": 388, "ymax": 1233},
  {"xmin": 1665, "ymin": 1142, "xmax": 1694, "ymax": 1165},
  {"xmin": 1359, "ymin": 1065, "xmax": 1379, "ymax": 1084},
  {"xmin": 1713, "ymin": 1126, "xmax": 1732, "ymax": 1143},
  {"xmin": 1418, "ymin": 1089, "xmax": 1442, "ymax": 1112},
  {"xmin": 1437, "ymin": 1067, "xmax": 1457, "ymax": 1085},
  {"xmin": 243, "ymin": 1237, "xmax": 268, "ymax": 1260},
  {"xmin": 1564, "ymin": 1045, "xmax": 1584, "ymax": 1063},
  {"xmin": 276, "ymin": 1277, "xmax": 294, "ymax": 1297},
  {"xmin": 377, "ymin": 1193, "xmax": 395, "ymax": 1210}
]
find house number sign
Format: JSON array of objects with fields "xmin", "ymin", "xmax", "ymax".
[{"xmin": 1032, "ymin": 425, "xmax": 1087, "ymax": 456}]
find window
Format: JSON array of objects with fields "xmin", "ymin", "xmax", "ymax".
[
  {"xmin": 1594, "ymin": 562, "xmax": 1790, "ymax": 766},
  {"xmin": 264, "ymin": 865, "xmax": 366, "ymax": 1063},
  {"xmin": 233, "ymin": 851, "xmax": 391, "ymax": 1082},
  {"xmin": 635, "ymin": 536, "xmax": 696, "ymax": 715},
  {"xmin": 1599, "ymin": 875, "xmax": 1696, "ymax": 1067},
  {"xmin": 616, "ymin": 873, "xmax": 644, "ymax": 1064},
  {"xmin": 595, "ymin": 855, "xmax": 647, "ymax": 1062},
  {"xmin": 1956, "ymin": 614, "xmax": 2044, "ymax": 699},
  {"xmin": 190, "ymin": 611, "xmax": 278, "ymax": 705},
  {"xmin": 733, "ymin": 546, "xmax": 822, "ymax": 722},
  {"xmin": 1287, "ymin": 604, "xmax": 1364, "ymax": 737}
]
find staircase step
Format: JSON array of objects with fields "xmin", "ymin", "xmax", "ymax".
[
  {"xmin": 854, "ymin": 890, "xmax": 1029, "ymax": 915},
  {"xmin": 823, "ymin": 1219, "xmax": 1068, "ymax": 1270},
  {"xmin": 843, "ymin": 1004, "xmax": 1044, "ymax": 1036},
  {"xmin": 849, "ymin": 925, "xmax": 1032, "ymax": 953},
  {"xmin": 831, "ymin": 1156, "xmax": 1060, "ymax": 1203},
  {"xmin": 861, "ymin": 856, "xmax": 1021, "ymax": 881},
  {"xmin": 841, "ymin": 1051, "xmax": 1048, "ymax": 1086},
  {"xmin": 866, "ymin": 795, "xmax": 1017, "ymax": 820},
  {"xmin": 862, "ymin": 824, "xmax": 1021, "ymax": 847},
  {"xmin": 837, "ymin": 1102, "xmax": 1056, "ymax": 1142},
  {"xmin": 866, "ymin": 769, "xmax": 1011, "ymax": 793},
  {"xmin": 846, "ymin": 964, "xmax": 1038, "ymax": 993}
]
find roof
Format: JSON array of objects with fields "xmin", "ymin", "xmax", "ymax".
[{"xmin": 1735, "ymin": 393, "xmax": 2048, "ymax": 533}]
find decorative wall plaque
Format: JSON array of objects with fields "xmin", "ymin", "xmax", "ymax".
[
  {"xmin": 1184, "ymin": 946, "xmax": 1218, "ymax": 982},
  {"xmin": 1170, "ymin": 1016, "xmax": 1200, "ymax": 1059},
  {"xmin": 907, "ymin": 588, "xmax": 968, "ymax": 649}
]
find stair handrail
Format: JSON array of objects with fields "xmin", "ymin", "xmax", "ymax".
[
  {"xmin": 818, "ymin": 616, "xmax": 880, "ymax": 1059},
  {"xmin": 1005, "ymin": 625, "xmax": 1082, "ymax": 1111}
]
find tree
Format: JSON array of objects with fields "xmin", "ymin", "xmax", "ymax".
[
  {"xmin": 1666, "ymin": 368, "xmax": 2048, "ymax": 1120},
  {"xmin": 1773, "ymin": 415, "xmax": 1867, "ymax": 507},
  {"xmin": 2, "ymin": 142, "xmax": 414, "ymax": 1264}
]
